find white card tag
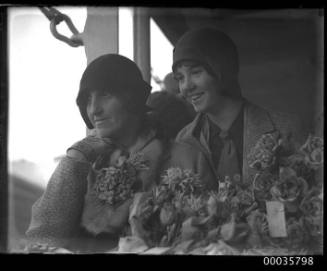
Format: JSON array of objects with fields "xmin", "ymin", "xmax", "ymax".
[
  {"xmin": 266, "ymin": 201, "xmax": 287, "ymax": 238},
  {"xmin": 218, "ymin": 181, "xmax": 228, "ymax": 202}
]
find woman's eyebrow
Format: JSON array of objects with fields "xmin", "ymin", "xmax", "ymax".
[
  {"xmin": 179, "ymin": 63, "xmax": 202, "ymax": 70},
  {"xmin": 176, "ymin": 63, "xmax": 200, "ymax": 71},
  {"xmin": 189, "ymin": 63, "xmax": 202, "ymax": 69}
]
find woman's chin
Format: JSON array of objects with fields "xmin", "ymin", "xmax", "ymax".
[
  {"xmin": 193, "ymin": 104, "xmax": 205, "ymax": 113},
  {"xmin": 193, "ymin": 101, "xmax": 217, "ymax": 114},
  {"xmin": 96, "ymin": 129, "xmax": 114, "ymax": 139}
]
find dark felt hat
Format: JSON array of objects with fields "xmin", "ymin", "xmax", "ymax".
[
  {"xmin": 77, "ymin": 54, "xmax": 152, "ymax": 129},
  {"xmin": 172, "ymin": 27, "xmax": 242, "ymax": 99}
]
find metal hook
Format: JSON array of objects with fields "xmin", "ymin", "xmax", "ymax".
[
  {"xmin": 40, "ymin": 6, "xmax": 84, "ymax": 47},
  {"xmin": 50, "ymin": 14, "xmax": 84, "ymax": 47}
]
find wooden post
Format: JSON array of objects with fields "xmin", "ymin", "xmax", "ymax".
[
  {"xmin": 133, "ymin": 7, "xmax": 151, "ymax": 83},
  {"xmin": 82, "ymin": 7, "xmax": 119, "ymax": 65}
]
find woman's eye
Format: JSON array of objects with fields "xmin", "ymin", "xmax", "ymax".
[
  {"xmin": 191, "ymin": 68, "xmax": 202, "ymax": 75},
  {"xmin": 174, "ymin": 74, "xmax": 183, "ymax": 82},
  {"xmin": 99, "ymin": 92, "xmax": 112, "ymax": 98},
  {"xmin": 86, "ymin": 95, "xmax": 92, "ymax": 104}
]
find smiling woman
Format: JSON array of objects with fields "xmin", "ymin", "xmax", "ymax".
[
  {"xmin": 86, "ymin": 92, "xmax": 132, "ymax": 139},
  {"xmin": 77, "ymin": 54, "xmax": 152, "ymax": 142},
  {"xmin": 173, "ymin": 62, "xmax": 221, "ymax": 114},
  {"xmin": 173, "ymin": 27, "xmax": 308, "ymax": 188}
]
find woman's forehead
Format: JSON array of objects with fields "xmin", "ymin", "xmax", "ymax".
[
  {"xmin": 175, "ymin": 60, "xmax": 203, "ymax": 72},
  {"xmin": 82, "ymin": 88, "xmax": 114, "ymax": 100},
  {"xmin": 88, "ymin": 87, "xmax": 113, "ymax": 95}
]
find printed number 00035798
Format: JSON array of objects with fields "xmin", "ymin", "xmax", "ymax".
[{"xmin": 263, "ymin": 257, "xmax": 314, "ymax": 266}]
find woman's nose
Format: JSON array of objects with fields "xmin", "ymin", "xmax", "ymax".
[
  {"xmin": 88, "ymin": 96, "xmax": 103, "ymax": 117},
  {"xmin": 180, "ymin": 76, "xmax": 195, "ymax": 96}
]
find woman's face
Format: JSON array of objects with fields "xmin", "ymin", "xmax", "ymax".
[
  {"xmin": 174, "ymin": 61, "xmax": 223, "ymax": 113},
  {"xmin": 86, "ymin": 90, "xmax": 132, "ymax": 139}
]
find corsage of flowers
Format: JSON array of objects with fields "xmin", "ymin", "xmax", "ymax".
[
  {"xmin": 247, "ymin": 131, "xmax": 281, "ymax": 171},
  {"xmin": 93, "ymin": 152, "xmax": 149, "ymax": 206},
  {"xmin": 299, "ymin": 134, "xmax": 324, "ymax": 169}
]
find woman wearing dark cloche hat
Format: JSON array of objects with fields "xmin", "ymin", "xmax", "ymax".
[
  {"xmin": 25, "ymin": 54, "xmax": 168, "ymax": 252},
  {"xmin": 170, "ymin": 27, "xmax": 307, "ymax": 188}
]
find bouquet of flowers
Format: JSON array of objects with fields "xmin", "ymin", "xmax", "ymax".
[
  {"xmin": 127, "ymin": 168, "xmax": 208, "ymax": 248},
  {"xmin": 125, "ymin": 170, "xmax": 256, "ymax": 253},
  {"xmin": 246, "ymin": 132, "xmax": 323, "ymax": 253},
  {"xmin": 118, "ymin": 132, "xmax": 323, "ymax": 255}
]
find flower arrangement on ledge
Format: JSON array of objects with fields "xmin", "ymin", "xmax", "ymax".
[
  {"xmin": 24, "ymin": 132, "xmax": 323, "ymax": 255},
  {"xmin": 120, "ymin": 132, "xmax": 323, "ymax": 255}
]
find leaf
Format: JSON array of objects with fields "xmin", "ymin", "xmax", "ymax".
[
  {"xmin": 180, "ymin": 217, "xmax": 201, "ymax": 241},
  {"xmin": 228, "ymin": 223, "xmax": 251, "ymax": 244},
  {"xmin": 284, "ymin": 200, "xmax": 299, "ymax": 213},
  {"xmin": 159, "ymin": 203, "xmax": 177, "ymax": 226},
  {"xmin": 220, "ymin": 213, "xmax": 236, "ymax": 241},
  {"xmin": 203, "ymin": 240, "xmax": 239, "ymax": 255},
  {"xmin": 279, "ymin": 166, "xmax": 297, "ymax": 181},
  {"xmin": 129, "ymin": 192, "xmax": 153, "ymax": 241},
  {"xmin": 142, "ymin": 247, "xmax": 171, "ymax": 254},
  {"xmin": 206, "ymin": 227, "xmax": 220, "ymax": 242},
  {"xmin": 81, "ymin": 196, "xmax": 133, "ymax": 235},
  {"xmin": 190, "ymin": 216, "xmax": 211, "ymax": 227},
  {"xmin": 118, "ymin": 236, "xmax": 149, "ymax": 253},
  {"xmin": 52, "ymin": 248, "xmax": 74, "ymax": 254},
  {"xmin": 166, "ymin": 223, "xmax": 178, "ymax": 244},
  {"xmin": 171, "ymin": 240, "xmax": 195, "ymax": 254},
  {"xmin": 207, "ymin": 195, "xmax": 218, "ymax": 216}
]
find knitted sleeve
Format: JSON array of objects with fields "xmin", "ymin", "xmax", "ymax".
[{"xmin": 25, "ymin": 156, "xmax": 91, "ymax": 248}]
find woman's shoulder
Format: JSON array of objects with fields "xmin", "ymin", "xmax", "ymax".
[
  {"xmin": 245, "ymin": 100, "xmax": 301, "ymax": 125},
  {"xmin": 245, "ymin": 100, "xmax": 308, "ymax": 144}
]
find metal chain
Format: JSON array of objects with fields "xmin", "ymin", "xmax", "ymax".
[{"xmin": 39, "ymin": 6, "xmax": 84, "ymax": 47}]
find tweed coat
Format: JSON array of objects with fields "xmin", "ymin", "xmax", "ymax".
[
  {"xmin": 166, "ymin": 100, "xmax": 307, "ymax": 189},
  {"xmin": 25, "ymin": 130, "xmax": 166, "ymax": 252}
]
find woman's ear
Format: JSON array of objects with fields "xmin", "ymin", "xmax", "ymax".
[{"xmin": 208, "ymin": 67, "xmax": 222, "ymax": 88}]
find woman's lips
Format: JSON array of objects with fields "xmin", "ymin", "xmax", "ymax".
[
  {"xmin": 94, "ymin": 118, "xmax": 109, "ymax": 126},
  {"xmin": 189, "ymin": 92, "xmax": 204, "ymax": 104}
]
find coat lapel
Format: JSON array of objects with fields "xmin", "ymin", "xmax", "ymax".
[
  {"xmin": 181, "ymin": 113, "xmax": 220, "ymax": 181},
  {"xmin": 177, "ymin": 101, "xmax": 277, "ymax": 185}
]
